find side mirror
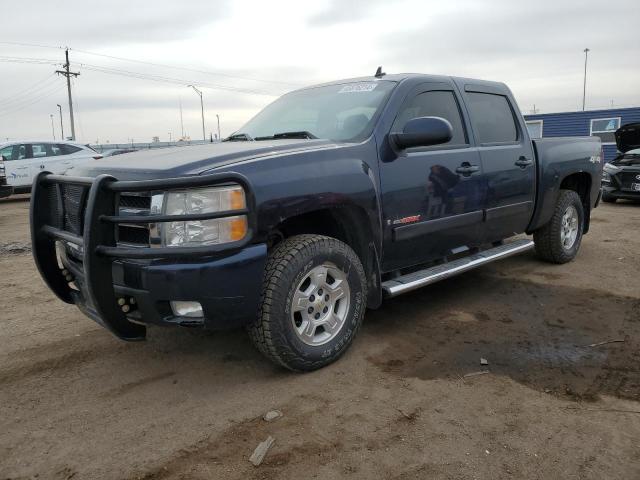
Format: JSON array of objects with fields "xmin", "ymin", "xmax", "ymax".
[{"xmin": 391, "ymin": 116, "xmax": 453, "ymax": 149}]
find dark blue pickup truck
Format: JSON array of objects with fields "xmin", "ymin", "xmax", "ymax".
[{"xmin": 30, "ymin": 72, "xmax": 603, "ymax": 371}]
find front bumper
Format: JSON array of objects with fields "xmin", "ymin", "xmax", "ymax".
[
  {"xmin": 601, "ymin": 184, "xmax": 640, "ymax": 201},
  {"xmin": 30, "ymin": 171, "xmax": 260, "ymax": 341},
  {"xmin": 61, "ymin": 243, "xmax": 267, "ymax": 331},
  {"xmin": 0, "ymin": 184, "xmax": 13, "ymax": 198},
  {"xmin": 602, "ymin": 167, "xmax": 640, "ymax": 201}
]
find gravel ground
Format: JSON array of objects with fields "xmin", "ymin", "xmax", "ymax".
[{"xmin": 1, "ymin": 195, "xmax": 639, "ymax": 480}]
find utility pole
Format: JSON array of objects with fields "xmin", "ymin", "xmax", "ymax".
[
  {"xmin": 55, "ymin": 49, "xmax": 79, "ymax": 141},
  {"xmin": 582, "ymin": 48, "xmax": 589, "ymax": 111},
  {"xmin": 56, "ymin": 104, "xmax": 64, "ymax": 140},
  {"xmin": 188, "ymin": 85, "xmax": 206, "ymax": 142},
  {"xmin": 50, "ymin": 114, "xmax": 56, "ymax": 140},
  {"xmin": 216, "ymin": 114, "xmax": 220, "ymax": 142},
  {"xmin": 168, "ymin": 132, "xmax": 172, "ymax": 143}
]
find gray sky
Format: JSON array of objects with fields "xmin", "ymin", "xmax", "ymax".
[{"xmin": 1, "ymin": 0, "xmax": 638, "ymax": 143}]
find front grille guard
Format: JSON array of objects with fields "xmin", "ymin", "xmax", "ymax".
[{"xmin": 30, "ymin": 171, "xmax": 256, "ymax": 341}]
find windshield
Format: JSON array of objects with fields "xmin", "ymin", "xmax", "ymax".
[{"xmin": 235, "ymin": 81, "xmax": 396, "ymax": 142}]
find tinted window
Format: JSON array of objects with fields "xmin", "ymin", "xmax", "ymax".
[
  {"xmin": 3, "ymin": 144, "xmax": 30, "ymax": 160},
  {"xmin": 59, "ymin": 144, "xmax": 82, "ymax": 155},
  {"xmin": 467, "ymin": 92, "xmax": 518, "ymax": 144},
  {"xmin": 0, "ymin": 145, "xmax": 14, "ymax": 160},
  {"xmin": 31, "ymin": 144, "xmax": 49, "ymax": 158},
  {"xmin": 394, "ymin": 90, "xmax": 467, "ymax": 146}
]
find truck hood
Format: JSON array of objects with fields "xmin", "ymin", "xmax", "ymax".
[
  {"xmin": 70, "ymin": 139, "xmax": 340, "ymax": 180},
  {"xmin": 615, "ymin": 123, "xmax": 640, "ymax": 153}
]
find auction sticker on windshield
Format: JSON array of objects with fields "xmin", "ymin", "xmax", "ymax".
[{"xmin": 339, "ymin": 83, "xmax": 378, "ymax": 93}]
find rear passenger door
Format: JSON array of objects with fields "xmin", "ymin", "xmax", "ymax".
[
  {"xmin": 29, "ymin": 143, "xmax": 70, "ymax": 178},
  {"xmin": 380, "ymin": 83, "xmax": 485, "ymax": 271},
  {"xmin": 460, "ymin": 85, "xmax": 536, "ymax": 241}
]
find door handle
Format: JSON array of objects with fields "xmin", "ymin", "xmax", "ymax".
[
  {"xmin": 515, "ymin": 156, "xmax": 533, "ymax": 168},
  {"xmin": 456, "ymin": 164, "xmax": 480, "ymax": 175}
]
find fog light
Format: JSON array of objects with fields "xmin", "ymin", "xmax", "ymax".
[{"xmin": 170, "ymin": 301, "xmax": 203, "ymax": 318}]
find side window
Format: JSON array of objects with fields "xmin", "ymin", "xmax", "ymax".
[
  {"xmin": 466, "ymin": 92, "xmax": 518, "ymax": 144},
  {"xmin": 394, "ymin": 90, "xmax": 467, "ymax": 146},
  {"xmin": 31, "ymin": 144, "xmax": 49, "ymax": 158},
  {"xmin": 0, "ymin": 145, "xmax": 14, "ymax": 160},
  {"xmin": 15, "ymin": 144, "xmax": 29, "ymax": 160},
  {"xmin": 59, "ymin": 144, "xmax": 82, "ymax": 155}
]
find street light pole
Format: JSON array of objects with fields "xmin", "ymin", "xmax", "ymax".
[
  {"xmin": 582, "ymin": 48, "xmax": 590, "ymax": 111},
  {"xmin": 56, "ymin": 104, "xmax": 64, "ymax": 140},
  {"xmin": 188, "ymin": 85, "xmax": 206, "ymax": 142},
  {"xmin": 168, "ymin": 132, "xmax": 172, "ymax": 144},
  {"xmin": 50, "ymin": 114, "xmax": 56, "ymax": 140},
  {"xmin": 216, "ymin": 114, "xmax": 220, "ymax": 141}
]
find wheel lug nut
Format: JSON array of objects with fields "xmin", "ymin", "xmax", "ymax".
[
  {"xmin": 309, "ymin": 295, "xmax": 315, "ymax": 302},
  {"xmin": 325, "ymin": 294, "xmax": 330, "ymax": 301},
  {"xmin": 318, "ymin": 289, "xmax": 323, "ymax": 295},
  {"xmin": 315, "ymin": 313, "xmax": 320, "ymax": 319},
  {"xmin": 323, "ymin": 306, "xmax": 328, "ymax": 313},
  {"xmin": 308, "ymin": 307, "xmax": 314, "ymax": 314}
]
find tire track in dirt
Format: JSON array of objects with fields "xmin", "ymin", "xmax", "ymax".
[{"xmin": 365, "ymin": 273, "xmax": 640, "ymax": 402}]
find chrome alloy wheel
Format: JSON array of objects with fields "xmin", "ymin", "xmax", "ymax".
[
  {"xmin": 290, "ymin": 262, "xmax": 351, "ymax": 346},
  {"xmin": 560, "ymin": 205, "xmax": 579, "ymax": 250}
]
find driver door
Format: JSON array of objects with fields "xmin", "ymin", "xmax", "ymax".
[{"xmin": 379, "ymin": 83, "xmax": 485, "ymax": 271}]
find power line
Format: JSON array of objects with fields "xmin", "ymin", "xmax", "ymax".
[
  {"xmin": 0, "ymin": 80, "xmax": 66, "ymax": 118},
  {"xmin": 0, "ymin": 79, "xmax": 64, "ymax": 114},
  {"xmin": 70, "ymin": 47, "xmax": 301, "ymax": 87},
  {"xmin": 78, "ymin": 62, "xmax": 279, "ymax": 96},
  {"xmin": 0, "ymin": 73, "xmax": 58, "ymax": 107},
  {"xmin": 0, "ymin": 41, "xmax": 63, "ymax": 50},
  {"xmin": 0, "ymin": 55, "xmax": 60, "ymax": 65}
]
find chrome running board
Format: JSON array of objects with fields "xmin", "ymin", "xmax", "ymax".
[{"xmin": 382, "ymin": 239, "xmax": 534, "ymax": 297}]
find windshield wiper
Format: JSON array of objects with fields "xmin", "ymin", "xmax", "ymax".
[
  {"xmin": 223, "ymin": 132, "xmax": 254, "ymax": 142},
  {"xmin": 255, "ymin": 131, "xmax": 318, "ymax": 141}
]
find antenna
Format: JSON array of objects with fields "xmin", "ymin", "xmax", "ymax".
[{"xmin": 374, "ymin": 66, "xmax": 385, "ymax": 78}]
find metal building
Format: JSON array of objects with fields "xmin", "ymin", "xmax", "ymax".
[{"xmin": 524, "ymin": 107, "xmax": 640, "ymax": 162}]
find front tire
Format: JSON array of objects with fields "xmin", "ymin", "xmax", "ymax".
[
  {"xmin": 533, "ymin": 189, "xmax": 584, "ymax": 264},
  {"xmin": 248, "ymin": 234, "xmax": 367, "ymax": 371}
]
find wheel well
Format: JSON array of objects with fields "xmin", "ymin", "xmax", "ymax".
[
  {"xmin": 560, "ymin": 172, "xmax": 592, "ymax": 233},
  {"xmin": 268, "ymin": 207, "xmax": 382, "ymax": 308}
]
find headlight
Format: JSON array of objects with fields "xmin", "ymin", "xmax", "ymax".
[
  {"xmin": 161, "ymin": 185, "xmax": 247, "ymax": 247},
  {"xmin": 602, "ymin": 171, "xmax": 611, "ymax": 183}
]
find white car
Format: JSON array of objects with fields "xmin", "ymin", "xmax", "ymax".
[{"xmin": 0, "ymin": 140, "xmax": 102, "ymax": 194}]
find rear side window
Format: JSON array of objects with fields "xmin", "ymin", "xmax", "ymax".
[
  {"xmin": 58, "ymin": 144, "xmax": 82, "ymax": 155},
  {"xmin": 394, "ymin": 90, "xmax": 467, "ymax": 146},
  {"xmin": 31, "ymin": 143, "xmax": 62, "ymax": 158},
  {"xmin": 466, "ymin": 92, "xmax": 518, "ymax": 144}
]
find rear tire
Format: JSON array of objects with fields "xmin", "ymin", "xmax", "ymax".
[
  {"xmin": 248, "ymin": 234, "xmax": 367, "ymax": 372},
  {"xmin": 533, "ymin": 189, "xmax": 584, "ymax": 264}
]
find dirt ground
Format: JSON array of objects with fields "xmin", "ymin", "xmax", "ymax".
[{"xmin": 1, "ymin": 194, "xmax": 639, "ymax": 480}]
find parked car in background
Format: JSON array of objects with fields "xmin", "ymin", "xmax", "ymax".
[
  {"xmin": 100, "ymin": 148, "xmax": 138, "ymax": 157},
  {"xmin": 0, "ymin": 141, "xmax": 102, "ymax": 194},
  {"xmin": 602, "ymin": 123, "xmax": 640, "ymax": 202},
  {"xmin": 0, "ymin": 159, "xmax": 13, "ymax": 199}
]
